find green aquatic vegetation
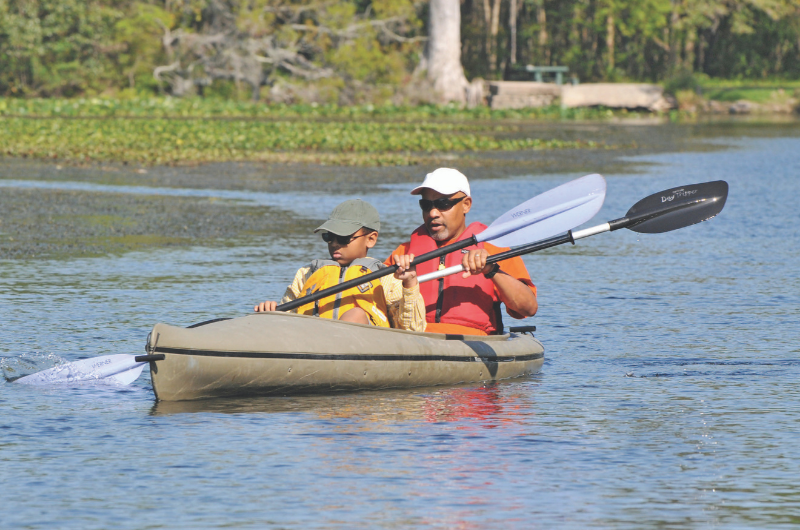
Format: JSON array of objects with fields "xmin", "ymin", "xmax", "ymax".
[
  {"xmin": 692, "ymin": 79, "xmax": 800, "ymax": 104},
  {"xmin": 703, "ymin": 87, "xmax": 797, "ymax": 104},
  {"xmin": 699, "ymin": 79, "xmax": 800, "ymax": 90},
  {"xmin": 0, "ymin": 96, "xmax": 624, "ymax": 121},
  {"xmin": 0, "ymin": 186, "xmax": 302, "ymax": 259},
  {"xmin": 0, "ymin": 116, "xmax": 600, "ymax": 166}
]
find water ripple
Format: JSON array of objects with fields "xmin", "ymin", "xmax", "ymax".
[{"xmin": 2, "ymin": 135, "xmax": 800, "ymax": 529}]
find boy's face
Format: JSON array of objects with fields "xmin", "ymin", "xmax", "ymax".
[{"xmin": 326, "ymin": 228, "xmax": 378, "ymax": 266}]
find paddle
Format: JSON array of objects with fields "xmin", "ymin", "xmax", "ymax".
[
  {"xmin": 14, "ymin": 354, "xmax": 164, "ymax": 386},
  {"xmin": 417, "ymin": 180, "xmax": 729, "ymax": 284},
  {"xmin": 275, "ymin": 173, "xmax": 607, "ymax": 312},
  {"xmin": 13, "ymin": 174, "xmax": 606, "ymax": 387}
]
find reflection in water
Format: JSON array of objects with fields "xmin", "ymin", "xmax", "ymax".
[{"xmin": 150, "ymin": 382, "xmax": 532, "ymax": 429}]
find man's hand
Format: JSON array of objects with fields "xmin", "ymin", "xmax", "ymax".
[
  {"xmin": 254, "ymin": 301, "xmax": 278, "ymax": 312},
  {"xmin": 462, "ymin": 249, "xmax": 493, "ymax": 278},
  {"xmin": 463, "ymin": 249, "xmax": 538, "ymax": 317},
  {"xmin": 392, "ymin": 253, "xmax": 418, "ymax": 288}
]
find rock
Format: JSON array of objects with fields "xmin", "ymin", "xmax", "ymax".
[
  {"xmin": 488, "ymin": 81, "xmax": 561, "ymax": 109},
  {"xmin": 728, "ymin": 100, "xmax": 754, "ymax": 114},
  {"xmin": 489, "ymin": 81, "xmax": 562, "ymax": 97},
  {"xmin": 704, "ymin": 100, "xmax": 729, "ymax": 114},
  {"xmin": 561, "ymin": 83, "xmax": 676, "ymax": 111}
]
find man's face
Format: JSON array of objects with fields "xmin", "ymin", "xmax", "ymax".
[
  {"xmin": 420, "ymin": 189, "xmax": 472, "ymax": 243},
  {"xmin": 325, "ymin": 228, "xmax": 378, "ymax": 266}
]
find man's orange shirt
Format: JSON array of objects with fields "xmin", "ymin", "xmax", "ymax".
[{"xmin": 386, "ymin": 241, "xmax": 536, "ymax": 336}]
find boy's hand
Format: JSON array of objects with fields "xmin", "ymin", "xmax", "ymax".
[
  {"xmin": 254, "ymin": 301, "xmax": 278, "ymax": 312},
  {"xmin": 393, "ymin": 254, "xmax": 418, "ymax": 288}
]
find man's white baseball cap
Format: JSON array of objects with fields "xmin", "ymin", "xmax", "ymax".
[{"xmin": 410, "ymin": 168, "xmax": 471, "ymax": 196}]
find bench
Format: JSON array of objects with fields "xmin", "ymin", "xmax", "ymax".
[{"xmin": 508, "ymin": 65, "xmax": 576, "ymax": 85}]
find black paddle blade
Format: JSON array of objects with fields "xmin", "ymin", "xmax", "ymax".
[{"xmin": 624, "ymin": 180, "xmax": 728, "ymax": 233}]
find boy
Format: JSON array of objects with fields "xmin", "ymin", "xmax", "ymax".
[{"xmin": 255, "ymin": 199, "xmax": 425, "ymax": 331}]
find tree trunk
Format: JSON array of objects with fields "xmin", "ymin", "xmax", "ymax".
[
  {"xmin": 537, "ymin": 0, "xmax": 547, "ymax": 56},
  {"xmin": 606, "ymin": 13, "xmax": 615, "ymax": 71},
  {"xmin": 483, "ymin": 0, "xmax": 492, "ymax": 69},
  {"xmin": 696, "ymin": 30, "xmax": 705, "ymax": 72},
  {"xmin": 684, "ymin": 30, "xmax": 695, "ymax": 71},
  {"xmin": 668, "ymin": 3, "xmax": 679, "ymax": 74},
  {"xmin": 489, "ymin": 0, "xmax": 502, "ymax": 73},
  {"xmin": 428, "ymin": 0, "xmax": 469, "ymax": 104},
  {"xmin": 509, "ymin": 0, "xmax": 517, "ymax": 65},
  {"xmin": 569, "ymin": 3, "xmax": 581, "ymax": 64}
]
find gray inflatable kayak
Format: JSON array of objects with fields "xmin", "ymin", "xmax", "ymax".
[{"xmin": 145, "ymin": 312, "xmax": 544, "ymax": 401}]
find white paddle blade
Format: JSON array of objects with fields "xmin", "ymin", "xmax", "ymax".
[
  {"xmin": 109, "ymin": 363, "xmax": 146, "ymax": 385},
  {"xmin": 15, "ymin": 354, "xmax": 144, "ymax": 386},
  {"xmin": 478, "ymin": 173, "xmax": 606, "ymax": 247}
]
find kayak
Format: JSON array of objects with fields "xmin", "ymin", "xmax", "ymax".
[{"xmin": 145, "ymin": 312, "xmax": 544, "ymax": 401}]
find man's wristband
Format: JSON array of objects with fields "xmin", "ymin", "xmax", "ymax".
[{"xmin": 483, "ymin": 262, "xmax": 501, "ymax": 279}]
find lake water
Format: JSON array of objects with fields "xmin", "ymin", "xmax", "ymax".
[{"xmin": 2, "ymin": 130, "xmax": 799, "ymax": 528}]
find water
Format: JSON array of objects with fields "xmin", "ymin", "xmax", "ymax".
[{"xmin": 2, "ymin": 132, "xmax": 800, "ymax": 528}]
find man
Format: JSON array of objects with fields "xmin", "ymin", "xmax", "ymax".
[
  {"xmin": 387, "ymin": 168, "xmax": 537, "ymax": 335},
  {"xmin": 256, "ymin": 199, "xmax": 425, "ymax": 331}
]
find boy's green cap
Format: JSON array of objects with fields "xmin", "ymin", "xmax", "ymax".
[{"xmin": 314, "ymin": 199, "xmax": 380, "ymax": 235}]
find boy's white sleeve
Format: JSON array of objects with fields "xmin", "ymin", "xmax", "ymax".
[
  {"xmin": 279, "ymin": 266, "xmax": 312, "ymax": 312},
  {"xmin": 381, "ymin": 275, "xmax": 427, "ymax": 332}
]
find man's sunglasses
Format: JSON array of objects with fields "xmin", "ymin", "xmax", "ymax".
[
  {"xmin": 419, "ymin": 195, "xmax": 466, "ymax": 212},
  {"xmin": 321, "ymin": 231, "xmax": 368, "ymax": 246}
]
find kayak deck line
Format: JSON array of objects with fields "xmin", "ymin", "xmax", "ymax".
[{"xmin": 153, "ymin": 345, "xmax": 544, "ymax": 363}]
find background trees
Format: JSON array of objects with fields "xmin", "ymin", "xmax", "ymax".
[
  {"xmin": 0, "ymin": 0, "xmax": 125, "ymax": 96},
  {"xmin": 0, "ymin": 0, "xmax": 798, "ymax": 100},
  {"xmin": 461, "ymin": 0, "xmax": 800, "ymax": 83},
  {"xmin": 0, "ymin": 0, "xmax": 424, "ymax": 101}
]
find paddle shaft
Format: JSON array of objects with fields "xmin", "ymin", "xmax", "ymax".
[
  {"xmin": 492, "ymin": 206, "xmax": 688, "ymax": 262},
  {"xmin": 419, "ymin": 193, "xmax": 723, "ymax": 283},
  {"xmin": 275, "ymin": 234, "xmax": 478, "ymax": 312},
  {"xmin": 487, "ymin": 214, "xmax": 631, "ymax": 264}
]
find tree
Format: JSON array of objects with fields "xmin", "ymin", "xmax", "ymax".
[
  {"xmin": 152, "ymin": 0, "xmax": 423, "ymax": 101},
  {"xmin": 425, "ymin": 0, "xmax": 469, "ymax": 103}
]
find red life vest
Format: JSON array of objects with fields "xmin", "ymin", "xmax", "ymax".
[{"xmin": 408, "ymin": 222, "xmax": 499, "ymax": 334}]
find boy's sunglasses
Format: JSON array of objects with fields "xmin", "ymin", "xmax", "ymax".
[
  {"xmin": 419, "ymin": 195, "xmax": 466, "ymax": 212},
  {"xmin": 321, "ymin": 231, "xmax": 368, "ymax": 246}
]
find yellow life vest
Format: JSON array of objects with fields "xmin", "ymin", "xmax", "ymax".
[{"xmin": 296, "ymin": 258, "xmax": 390, "ymax": 327}]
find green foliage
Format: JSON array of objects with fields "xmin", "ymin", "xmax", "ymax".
[
  {"xmin": 113, "ymin": 3, "xmax": 174, "ymax": 92},
  {"xmin": 1, "ymin": 0, "xmax": 798, "ymax": 100},
  {"xmin": 463, "ymin": 0, "xmax": 800, "ymax": 83},
  {"xmin": 0, "ymin": 0, "xmax": 125, "ymax": 96},
  {"xmin": 0, "ymin": 0, "xmax": 424, "ymax": 100},
  {"xmin": 664, "ymin": 69, "xmax": 707, "ymax": 96},
  {"xmin": 327, "ymin": 33, "xmax": 406, "ymax": 85}
]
